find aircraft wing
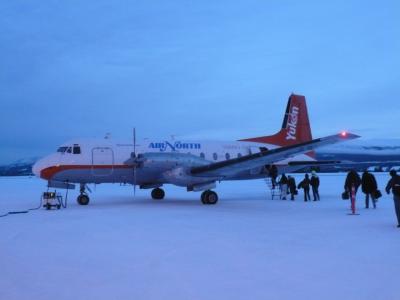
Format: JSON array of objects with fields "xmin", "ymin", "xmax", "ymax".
[{"xmin": 190, "ymin": 133, "xmax": 360, "ymax": 178}]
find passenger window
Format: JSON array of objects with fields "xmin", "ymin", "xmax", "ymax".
[
  {"xmin": 213, "ymin": 153, "xmax": 218, "ymax": 161},
  {"xmin": 73, "ymin": 145, "xmax": 81, "ymax": 154},
  {"xmin": 225, "ymin": 153, "xmax": 230, "ymax": 160}
]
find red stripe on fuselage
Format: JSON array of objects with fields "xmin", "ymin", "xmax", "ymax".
[{"xmin": 40, "ymin": 165, "xmax": 131, "ymax": 180}]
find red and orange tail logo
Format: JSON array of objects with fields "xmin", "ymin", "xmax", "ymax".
[{"xmin": 239, "ymin": 94, "xmax": 312, "ymax": 147}]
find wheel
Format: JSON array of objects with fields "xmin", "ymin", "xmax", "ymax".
[
  {"xmin": 201, "ymin": 190, "xmax": 218, "ymax": 205},
  {"xmin": 201, "ymin": 191, "xmax": 209, "ymax": 204},
  {"xmin": 207, "ymin": 191, "xmax": 218, "ymax": 204},
  {"xmin": 151, "ymin": 188, "xmax": 165, "ymax": 200},
  {"xmin": 77, "ymin": 194, "xmax": 90, "ymax": 205},
  {"xmin": 46, "ymin": 203, "xmax": 51, "ymax": 210}
]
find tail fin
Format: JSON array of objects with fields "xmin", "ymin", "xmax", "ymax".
[{"xmin": 239, "ymin": 94, "xmax": 313, "ymax": 146}]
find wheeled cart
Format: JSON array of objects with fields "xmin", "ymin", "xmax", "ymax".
[{"xmin": 42, "ymin": 192, "xmax": 63, "ymax": 210}]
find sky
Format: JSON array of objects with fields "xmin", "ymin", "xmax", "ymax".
[{"xmin": 1, "ymin": 0, "xmax": 399, "ymax": 163}]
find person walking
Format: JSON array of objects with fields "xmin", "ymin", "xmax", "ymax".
[
  {"xmin": 270, "ymin": 165, "xmax": 278, "ymax": 189},
  {"xmin": 344, "ymin": 169, "xmax": 361, "ymax": 197},
  {"xmin": 310, "ymin": 171, "xmax": 320, "ymax": 201},
  {"xmin": 298, "ymin": 174, "xmax": 311, "ymax": 202},
  {"xmin": 385, "ymin": 170, "xmax": 400, "ymax": 228},
  {"xmin": 288, "ymin": 175, "xmax": 297, "ymax": 201},
  {"xmin": 279, "ymin": 173, "xmax": 288, "ymax": 200},
  {"xmin": 361, "ymin": 170, "xmax": 378, "ymax": 209}
]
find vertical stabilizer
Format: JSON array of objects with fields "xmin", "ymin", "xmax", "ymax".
[{"xmin": 239, "ymin": 94, "xmax": 312, "ymax": 146}]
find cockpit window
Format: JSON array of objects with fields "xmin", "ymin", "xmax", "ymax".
[
  {"xmin": 57, "ymin": 147, "xmax": 68, "ymax": 153},
  {"xmin": 73, "ymin": 145, "xmax": 81, "ymax": 154},
  {"xmin": 57, "ymin": 145, "xmax": 81, "ymax": 154}
]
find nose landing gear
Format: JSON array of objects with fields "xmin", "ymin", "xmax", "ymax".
[{"xmin": 77, "ymin": 184, "xmax": 90, "ymax": 205}]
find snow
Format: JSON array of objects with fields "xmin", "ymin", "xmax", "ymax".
[{"xmin": 1, "ymin": 174, "xmax": 399, "ymax": 300}]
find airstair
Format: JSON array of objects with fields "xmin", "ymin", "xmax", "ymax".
[{"xmin": 264, "ymin": 177, "xmax": 282, "ymax": 200}]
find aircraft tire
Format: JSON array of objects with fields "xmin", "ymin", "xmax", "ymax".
[
  {"xmin": 201, "ymin": 190, "xmax": 218, "ymax": 205},
  {"xmin": 77, "ymin": 194, "xmax": 90, "ymax": 205},
  {"xmin": 151, "ymin": 188, "xmax": 165, "ymax": 200},
  {"xmin": 201, "ymin": 191, "xmax": 209, "ymax": 204}
]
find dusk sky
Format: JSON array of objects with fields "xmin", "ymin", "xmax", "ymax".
[{"xmin": 1, "ymin": 0, "xmax": 399, "ymax": 163}]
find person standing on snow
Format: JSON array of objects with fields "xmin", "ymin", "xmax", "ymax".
[
  {"xmin": 361, "ymin": 170, "xmax": 378, "ymax": 209},
  {"xmin": 344, "ymin": 169, "xmax": 361, "ymax": 197},
  {"xmin": 279, "ymin": 173, "xmax": 288, "ymax": 200},
  {"xmin": 310, "ymin": 171, "xmax": 320, "ymax": 201},
  {"xmin": 298, "ymin": 173, "xmax": 311, "ymax": 202},
  {"xmin": 288, "ymin": 175, "xmax": 297, "ymax": 201},
  {"xmin": 385, "ymin": 170, "xmax": 400, "ymax": 228}
]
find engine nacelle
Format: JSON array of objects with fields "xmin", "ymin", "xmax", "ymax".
[{"xmin": 127, "ymin": 152, "xmax": 218, "ymax": 187}]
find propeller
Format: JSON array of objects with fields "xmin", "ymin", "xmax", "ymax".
[{"xmin": 132, "ymin": 127, "xmax": 137, "ymax": 196}]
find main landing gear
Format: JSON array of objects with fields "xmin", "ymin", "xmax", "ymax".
[
  {"xmin": 151, "ymin": 188, "xmax": 165, "ymax": 200},
  {"xmin": 201, "ymin": 190, "xmax": 218, "ymax": 205},
  {"xmin": 77, "ymin": 184, "xmax": 90, "ymax": 205}
]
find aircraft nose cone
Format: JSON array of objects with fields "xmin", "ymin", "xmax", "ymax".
[{"xmin": 32, "ymin": 159, "xmax": 45, "ymax": 178}]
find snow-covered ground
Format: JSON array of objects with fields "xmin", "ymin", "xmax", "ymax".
[{"xmin": 1, "ymin": 174, "xmax": 399, "ymax": 300}]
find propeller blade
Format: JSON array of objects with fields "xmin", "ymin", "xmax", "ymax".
[
  {"xmin": 133, "ymin": 127, "xmax": 136, "ymax": 157},
  {"xmin": 133, "ymin": 127, "xmax": 137, "ymax": 197},
  {"xmin": 133, "ymin": 166, "xmax": 137, "ymax": 196}
]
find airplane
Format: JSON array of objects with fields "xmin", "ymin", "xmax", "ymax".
[
  {"xmin": 312, "ymin": 139, "xmax": 400, "ymax": 172},
  {"xmin": 32, "ymin": 94, "xmax": 359, "ymax": 205}
]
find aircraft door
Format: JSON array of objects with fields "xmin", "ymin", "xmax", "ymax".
[
  {"xmin": 91, "ymin": 147, "xmax": 114, "ymax": 176},
  {"xmin": 249, "ymin": 146, "xmax": 262, "ymax": 155}
]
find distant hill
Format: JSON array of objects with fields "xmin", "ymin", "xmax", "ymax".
[{"xmin": 0, "ymin": 157, "xmax": 38, "ymax": 176}]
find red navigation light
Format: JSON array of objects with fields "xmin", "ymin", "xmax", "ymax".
[{"xmin": 341, "ymin": 131, "xmax": 347, "ymax": 137}]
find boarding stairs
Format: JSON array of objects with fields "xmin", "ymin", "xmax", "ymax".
[{"xmin": 264, "ymin": 177, "xmax": 282, "ymax": 200}]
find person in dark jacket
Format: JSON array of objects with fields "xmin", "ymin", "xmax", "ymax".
[
  {"xmin": 270, "ymin": 164, "xmax": 278, "ymax": 189},
  {"xmin": 288, "ymin": 175, "xmax": 297, "ymax": 201},
  {"xmin": 298, "ymin": 174, "xmax": 311, "ymax": 202},
  {"xmin": 385, "ymin": 170, "xmax": 400, "ymax": 228},
  {"xmin": 310, "ymin": 171, "xmax": 320, "ymax": 201},
  {"xmin": 279, "ymin": 173, "xmax": 288, "ymax": 200},
  {"xmin": 344, "ymin": 170, "xmax": 361, "ymax": 197},
  {"xmin": 361, "ymin": 171, "xmax": 378, "ymax": 209}
]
